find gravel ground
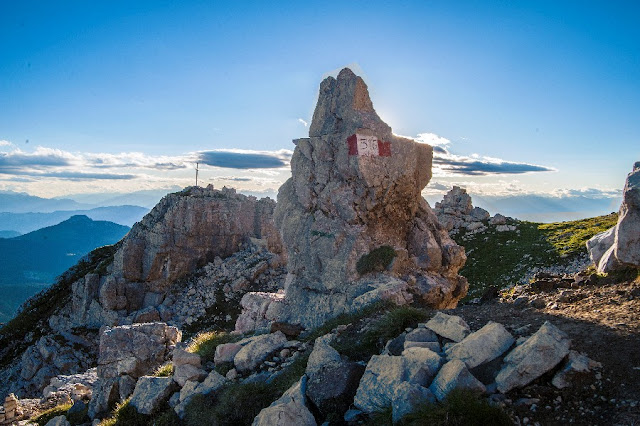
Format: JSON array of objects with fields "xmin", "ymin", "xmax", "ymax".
[{"xmin": 450, "ymin": 275, "xmax": 640, "ymax": 426}]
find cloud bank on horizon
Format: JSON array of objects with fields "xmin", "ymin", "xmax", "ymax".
[
  {"xmin": 0, "ymin": 133, "xmax": 551, "ymax": 184},
  {"xmin": 0, "ymin": 133, "xmax": 620, "ymax": 217},
  {"xmin": 413, "ymin": 133, "xmax": 554, "ymax": 176}
]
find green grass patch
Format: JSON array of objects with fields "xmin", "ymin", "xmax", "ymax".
[
  {"xmin": 332, "ymin": 306, "xmax": 429, "ymax": 361},
  {"xmin": 456, "ymin": 213, "xmax": 618, "ymax": 300},
  {"xmin": 184, "ymin": 353, "xmax": 309, "ymax": 426},
  {"xmin": 538, "ymin": 213, "xmax": 618, "ymax": 256},
  {"xmin": 29, "ymin": 403, "xmax": 72, "ymax": 426},
  {"xmin": 97, "ymin": 398, "xmax": 179, "ymax": 426},
  {"xmin": 302, "ymin": 301, "xmax": 389, "ymax": 343},
  {"xmin": 356, "ymin": 246, "xmax": 397, "ymax": 275},
  {"xmin": 152, "ymin": 363, "xmax": 174, "ymax": 377},
  {"xmin": 398, "ymin": 389, "xmax": 512, "ymax": 426},
  {"xmin": 186, "ymin": 330, "xmax": 239, "ymax": 364},
  {"xmin": 0, "ymin": 243, "xmax": 118, "ymax": 367},
  {"xmin": 363, "ymin": 406, "xmax": 393, "ymax": 425}
]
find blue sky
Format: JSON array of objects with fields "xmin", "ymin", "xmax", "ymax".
[{"xmin": 1, "ymin": 0, "xmax": 639, "ymax": 217}]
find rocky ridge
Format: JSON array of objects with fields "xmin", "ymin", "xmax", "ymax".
[
  {"xmin": 0, "ymin": 185, "xmax": 286, "ymax": 402},
  {"xmin": 57, "ymin": 185, "xmax": 281, "ymax": 331}
]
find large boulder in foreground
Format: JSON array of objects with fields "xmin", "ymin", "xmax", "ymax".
[
  {"xmin": 97, "ymin": 323, "xmax": 180, "ymax": 379},
  {"xmin": 495, "ymin": 321, "xmax": 570, "ymax": 393},
  {"xmin": 242, "ymin": 68, "xmax": 467, "ymax": 329},
  {"xmin": 588, "ymin": 161, "xmax": 640, "ymax": 272}
]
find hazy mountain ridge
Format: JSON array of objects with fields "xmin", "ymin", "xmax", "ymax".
[
  {"xmin": 0, "ymin": 191, "xmax": 92, "ymax": 213},
  {"xmin": 0, "ymin": 215, "xmax": 130, "ymax": 321},
  {"xmin": 0, "ymin": 205, "xmax": 148, "ymax": 234},
  {"xmin": 56, "ymin": 187, "xmax": 183, "ymax": 209},
  {"xmin": 0, "ymin": 230, "xmax": 21, "ymax": 238}
]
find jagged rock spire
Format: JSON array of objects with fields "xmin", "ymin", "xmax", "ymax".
[
  {"xmin": 309, "ymin": 68, "xmax": 390, "ymax": 138},
  {"xmin": 264, "ymin": 68, "xmax": 467, "ymax": 328}
]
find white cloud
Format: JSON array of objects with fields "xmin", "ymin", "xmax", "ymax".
[
  {"xmin": 0, "ymin": 140, "xmax": 12, "ymax": 147},
  {"xmin": 298, "ymin": 118, "xmax": 308, "ymax": 127},
  {"xmin": 415, "ymin": 132, "xmax": 451, "ymax": 147},
  {"xmin": 408, "ymin": 131, "xmax": 554, "ymax": 177}
]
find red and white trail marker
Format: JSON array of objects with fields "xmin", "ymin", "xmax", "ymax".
[{"xmin": 347, "ymin": 134, "xmax": 392, "ymax": 157}]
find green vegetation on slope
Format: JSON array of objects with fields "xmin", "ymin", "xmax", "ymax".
[
  {"xmin": 0, "ymin": 243, "xmax": 118, "ymax": 367},
  {"xmin": 538, "ymin": 213, "xmax": 618, "ymax": 256},
  {"xmin": 457, "ymin": 213, "xmax": 618, "ymax": 299},
  {"xmin": 331, "ymin": 305, "xmax": 429, "ymax": 361},
  {"xmin": 0, "ymin": 215, "xmax": 129, "ymax": 321}
]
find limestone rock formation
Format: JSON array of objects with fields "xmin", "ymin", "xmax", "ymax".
[
  {"xmin": 434, "ymin": 186, "xmax": 511, "ymax": 235},
  {"xmin": 97, "ymin": 323, "xmax": 180, "ymax": 379},
  {"xmin": 495, "ymin": 321, "xmax": 570, "ymax": 393},
  {"xmin": 112, "ymin": 185, "xmax": 281, "ymax": 286},
  {"xmin": 89, "ymin": 322, "xmax": 180, "ymax": 419},
  {"xmin": 64, "ymin": 185, "xmax": 282, "ymax": 329},
  {"xmin": 244, "ymin": 68, "xmax": 467, "ymax": 329},
  {"xmin": 588, "ymin": 161, "xmax": 640, "ymax": 272}
]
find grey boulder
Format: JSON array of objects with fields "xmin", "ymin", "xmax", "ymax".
[
  {"xmin": 129, "ymin": 376, "xmax": 176, "ymax": 415},
  {"xmin": 429, "ymin": 359, "xmax": 486, "ymax": 401},
  {"xmin": 234, "ymin": 331, "xmax": 288, "ymax": 373},
  {"xmin": 425, "ymin": 312, "xmax": 470, "ymax": 342},
  {"xmin": 392, "ymin": 382, "xmax": 435, "ymax": 424},
  {"xmin": 445, "ymin": 321, "xmax": 514, "ymax": 368},
  {"xmin": 306, "ymin": 360, "xmax": 365, "ymax": 418},
  {"xmin": 495, "ymin": 321, "xmax": 570, "ymax": 393},
  {"xmin": 402, "ymin": 347, "xmax": 442, "ymax": 385},
  {"xmin": 353, "ymin": 355, "xmax": 405, "ymax": 413},
  {"xmin": 552, "ymin": 350, "xmax": 601, "ymax": 389},
  {"xmin": 44, "ymin": 416, "xmax": 71, "ymax": 426}
]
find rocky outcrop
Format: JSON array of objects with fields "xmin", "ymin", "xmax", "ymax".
[
  {"xmin": 97, "ymin": 323, "xmax": 180, "ymax": 379},
  {"xmin": 62, "ymin": 185, "xmax": 282, "ymax": 330},
  {"xmin": 18, "ymin": 332, "xmax": 97, "ymax": 397},
  {"xmin": 434, "ymin": 186, "xmax": 512, "ymax": 235},
  {"xmin": 112, "ymin": 185, "xmax": 281, "ymax": 286},
  {"xmin": 89, "ymin": 322, "xmax": 180, "ymax": 419},
  {"xmin": 588, "ymin": 161, "xmax": 640, "ymax": 272},
  {"xmin": 240, "ymin": 68, "xmax": 467, "ymax": 330},
  {"xmin": 435, "ymin": 186, "xmax": 488, "ymax": 232}
]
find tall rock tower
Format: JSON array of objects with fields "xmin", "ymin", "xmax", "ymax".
[{"xmin": 240, "ymin": 68, "xmax": 468, "ymax": 330}]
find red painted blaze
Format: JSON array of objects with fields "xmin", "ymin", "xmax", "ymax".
[
  {"xmin": 378, "ymin": 140, "xmax": 392, "ymax": 157},
  {"xmin": 347, "ymin": 134, "xmax": 358, "ymax": 155}
]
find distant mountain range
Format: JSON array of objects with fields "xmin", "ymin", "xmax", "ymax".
[
  {"xmin": 0, "ymin": 191, "xmax": 92, "ymax": 213},
  {"xmin": 0, "ymin": 215, "xmax": 130, "ymax": 321},
  {"xmin": 0, "ymin": 190, "xmax": 150, "ymax": 234},
  {"xmin": 0, "ymin": 230, "xmax": 21, "ymax": 238},
  {"xmin": 0, "ymin": 205, "xmax": 148, "ymax": 234},
  {"xmin": 425, "ymin": 193, "xmax": 622, "ymax": 223},
  {"xmin": 55, "ymin": 187, "xmax": 182, "ymax": 209}
]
